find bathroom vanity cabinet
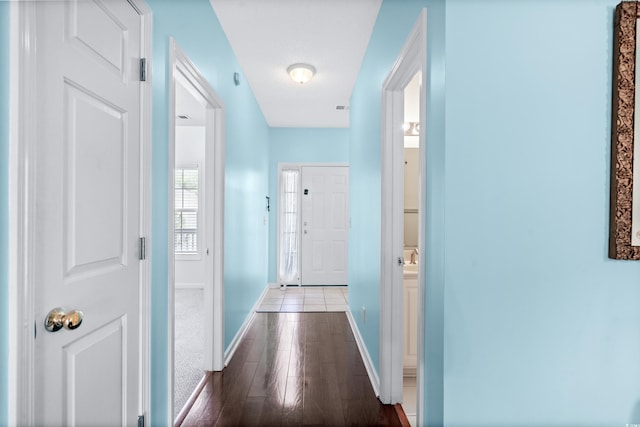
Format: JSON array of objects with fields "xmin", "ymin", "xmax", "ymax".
[{"xmin": 403, "ymin": 274, "xmax": 418, "ymax": 376}]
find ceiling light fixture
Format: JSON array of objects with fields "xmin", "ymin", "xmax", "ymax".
[
  {"xmin": 403, "ymin": 122, "xmax": 420, "ymax": 136},
  {"xmin": 287, "ymin": 63, "xmax": 316, "ymax": 84}
]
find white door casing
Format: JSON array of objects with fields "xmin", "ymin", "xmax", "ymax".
[
  {"xmin": 300, "ymin": 166, "xmax": 349, "ymax": 286},
  {"xmin": 9, "ymin": 1, "xmax": 152, "ymax": 425}
]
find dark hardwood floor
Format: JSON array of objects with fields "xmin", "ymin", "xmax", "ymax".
[{"xmin": 178, "ymin": 312, "xmax": 402, "ymax": 426}]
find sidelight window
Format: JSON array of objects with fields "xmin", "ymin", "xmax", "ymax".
[{"xmin": 279, "ymin": 169, "xmax": 300, "ymax": 284}]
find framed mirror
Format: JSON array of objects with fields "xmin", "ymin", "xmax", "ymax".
[{"xmin": 610, "ymin": 1, "xmax": 640, "ymax": 259}]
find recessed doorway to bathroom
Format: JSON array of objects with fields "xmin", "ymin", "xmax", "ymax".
[
  {"xmin": 277, "ymin": 164, "xmax": 349, "ymax": 287},
  {"xmin": 379, "ymin": 10, "xmax": 426, "ymax": 427},
  {"xmin": 401, "ymin": 71, "xmax": 421, "ymax": 426}
]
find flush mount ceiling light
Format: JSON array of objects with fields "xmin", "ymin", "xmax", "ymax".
[{"xmin": 287, "ymin": 63, "xmax": 316, "ymax": 84}]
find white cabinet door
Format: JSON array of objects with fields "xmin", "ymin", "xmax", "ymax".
[
  {"xmin": 300, "ymin": 166, "xmax": 349, "ymax": 286},
  {"xmin": 403, "ymin": 278, "xmax": 418, "ymax": 375},
  {"xmin": 33, "ymin": 1, "xmax": 143, "ymax": 425}
]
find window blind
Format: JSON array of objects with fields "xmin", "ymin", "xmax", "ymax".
[{"xmin": 175, "ymin": 167, "xmax": 199, "ymax": 254}]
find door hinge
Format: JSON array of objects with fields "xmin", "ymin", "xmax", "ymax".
[
  {"xmin": 137, "ymin": 415, "xmax": 145, "ymax": 427},
  {"xmin": 139, "ymin": 237, "xmax": 146, "ymax": 260},
  {"xmin": 139, "ymin": 58, "xmax": 147, "ymax": 82}
]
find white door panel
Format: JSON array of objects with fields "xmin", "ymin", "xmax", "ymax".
[
  {"xmin": 300, "ymin": 166, "xmax": 349, "ymax": 286},
  {"xmin": 63, "ymin": 317, "xmax": 127, "ymax": 426},
  {"xmin": 34, "ymin": 1, "xmax": 143, "ymax": 425},
  {"xmin": 69, "ymin": 0, "xmax": 129, "ymax": 76},
  {"xmin": 64, "ymin": 82, "xmax": 127, "ymax": 276}
]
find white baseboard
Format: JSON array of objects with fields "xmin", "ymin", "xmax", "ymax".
[
  {"xmin": 175, "ymin": 282, "xmax": 205, "ymax": 289},
  {"xmin": 223, "ymin": 285, "xmax": 269, "ymax": 366},
  {"xmin": 345, "ymin": 309, "xmax": 380, "ymax": 397},
  {"xmin": 268, "ymin": 282, "xmax": 279, "ymax": 289}
]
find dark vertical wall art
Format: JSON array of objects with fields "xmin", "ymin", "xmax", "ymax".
[{"xmin": 610, "ymin": 1, "xmax": 640, "ymax": 259}]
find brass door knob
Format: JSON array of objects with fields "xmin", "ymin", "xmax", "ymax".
[{"xmin": 44, "ymin": 307, "xmax": 84, "ymax": 332}]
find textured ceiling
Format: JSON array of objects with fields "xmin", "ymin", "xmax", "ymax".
[{"xmin": 210, "ymin": 0, "xmax": 382, "ymax": 128}]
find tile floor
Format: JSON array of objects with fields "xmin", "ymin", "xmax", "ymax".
[
  {"xmin": 403, "ymin": 376, "xmax": 417, "ymax": 426},
  {"xmin": 256, "ymin": 286, "xmax": 348, "ymax": 312}
]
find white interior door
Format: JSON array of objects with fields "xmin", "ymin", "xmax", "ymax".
[
  {"xmin": 300, "ymin": 166, "xmax": 349, "ymax": 286},
  {"xmin": 33, "ymin": 1, "xmax": 143, "ymax": 425}
]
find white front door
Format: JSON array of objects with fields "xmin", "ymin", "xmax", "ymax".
[
  {"xmin": 300, "ymin": 166, "xmax": 349, "ymax": 285},
  {"xmin": 33, "ymin": 1, "xmax": 144, "ymax": 425}
]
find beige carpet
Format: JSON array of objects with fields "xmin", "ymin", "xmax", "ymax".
[{"xmin": 174, "ymin": 288, "xmax": 205, "ymax": 416}]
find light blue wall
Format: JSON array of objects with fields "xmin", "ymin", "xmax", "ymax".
[
  {"xmin": 348, "ymin": 3, "xmax": 445, "ymax": 425},
  {"xmin": 267, "ymin": 128, "xmax": 349, "ymax": 283},
  {"xmin": 0, "ymin": 4, "xmax": 9, "ymax": 426},
  {"xmin": 444, "ymin": 1, "xmax": 640, "ymax": 426},
  {"xmin": 147, "ymin": 0, "xmax": 269, "ymax": 424},
  {"xmin": 350, "ymin": 0, "xmax": 418, "ymax": 374}
]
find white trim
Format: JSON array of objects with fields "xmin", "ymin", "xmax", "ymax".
[
  {"xmin": 175, "ymin": 282, "xmax": 206, "ymax": 290},
  {"xmin": 379, "ymin": 9, "xmax": 427, "ymax": 426},
  {"xmin": 345, "ymin": 309, "xmax": 380, "ymax": 397},
  {"xmin": 168, "ymin": 38, "xmax": 226, "ymax": 422},
  {"xmin": 9, "ymin": 2, "xmax": 37, "ymax": 424},
  {"xmin": 415, "ymin": 13, "xmax": 428, "ymax": 427},
  {"xmin": 131, "ymin": 1, "xmax": 153, "ymax": 424},
  {"xmin": 9, "ymin": 1, "xmax": 153, "ymax": 425},
  {"xmin": 175, "ymin": 253, "xmax": 203, "ymax": 261},
  {"xmin": 253, "ymin": 285, "xmax": 270, "ymax": 307},
  {"xmin": 279, "ymin": 162, "xmax": 349, "ymax": 168},
  {"xmin": 167, "ymin": 39, "xmax": 177, "ymax": 427},
  {"xmin": 223, "ymin": 286, "xmax": 269, "ymax": 365}
]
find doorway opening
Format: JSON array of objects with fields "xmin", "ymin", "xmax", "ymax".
[
  {"xmin": 277, "ymin": 164, "xmax": 349, "ymax": 287},
  {"xmin": 379, "ymin": 9, "xmax": 427, "ymax": 427},
  {"xmin": 168, "ymin": 39, "xmax": 226, "ymax": 424},
  {"xmin": 172, "ymin": 78, "xmax": 206, "ymax": 416},
  {"xmin": 401, "ymin": 71, "xmax": 421, "ymax": 426}
]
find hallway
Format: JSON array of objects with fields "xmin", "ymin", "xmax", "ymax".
[
  {"xmin": 177, "ymin": 312, "xmax": 404, "ymax": 426},
  {"xmin": 256, "ymin": 286, "xmax": 349, "ymax": 313}
]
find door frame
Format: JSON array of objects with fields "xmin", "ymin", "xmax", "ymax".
[
  {"xmin": 379, "ymin": 8, "xmax": 427, "ymax": 424},
  {"xmin": 167, "ymin": 39, "xmax": 226, "ymax": 420},
  {"xmin": 7, "ymin": 1, "xmax": 153, "ymax": 425},
  {"xmin": 276, "ymin": 162, "xmax": 348, "ymax": 287}
]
